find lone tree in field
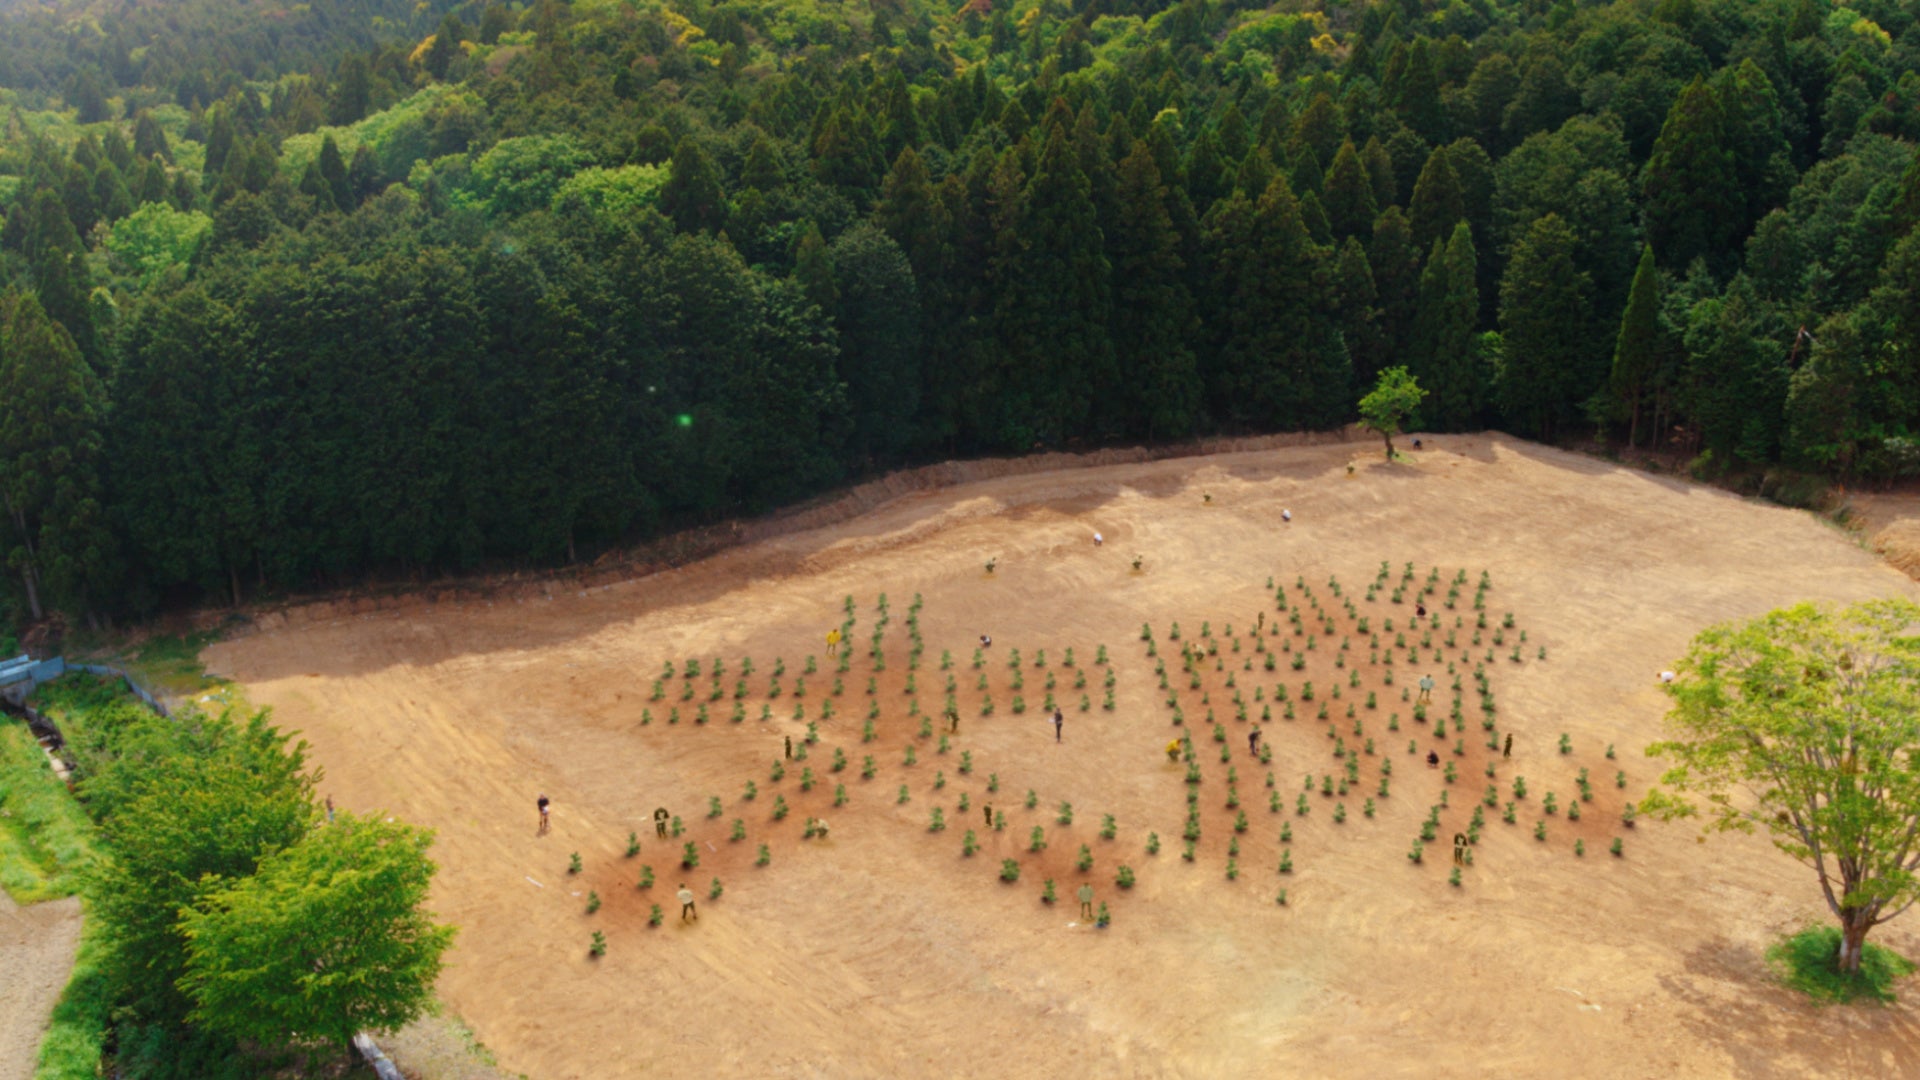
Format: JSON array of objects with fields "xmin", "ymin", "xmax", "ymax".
[
  {"xmin": 1357, "ymin": 366, "xmax": 1427, "ymax": 462},
  {"xmin": 1648, "ymin": 599, "xmax": 1920, "ymax": 976},
  {"xmin": 177, "ymin": 813, "xmax": 455, "ymax": 1059}
]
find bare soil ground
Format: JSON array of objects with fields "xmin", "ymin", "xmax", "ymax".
[
  {"xmin": 205, "ymin": 434, "xmax": 1920, "ymax": 1080},
  {"xmin": 0, "ymin": 893, "xmax": 80, "ymax": 1080}
]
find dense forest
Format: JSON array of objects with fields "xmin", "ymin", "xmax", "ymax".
[{"xmin": 2, "ymin": 0, "xmax": 1919, "ymax": 636}]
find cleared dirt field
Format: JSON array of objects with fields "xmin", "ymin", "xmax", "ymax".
[{"xmin": 205, "ymin": 434, "xmax": 1920, "ymax": 1080}]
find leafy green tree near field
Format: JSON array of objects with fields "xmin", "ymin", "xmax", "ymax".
[
  {"xmin": 83, "ymin": 708, "xmax": 314, "ymax": 1021},
  {"xmin": 1357, "ymin": 367, "xmax": 1426, "ymax": 463},
  {"xmin": 179, "ymin": 814, "xmax": 454, "ymax": 1058},
  {"xmin": 1648, "ymin": 599, "xmax": 1920, "ymax": 978}
]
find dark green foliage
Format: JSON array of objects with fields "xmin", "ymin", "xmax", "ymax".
[
  {"xmin": 1498, "ymin": 214, "xmax": 1596, "ymax": 440},
  {"xmin": 0, "ymin": 0, "xmax": 1915, "ymax": 629},
  {"xmin": 1412, "ymin": 224, "xmax": 1483, "ymax": 431}
]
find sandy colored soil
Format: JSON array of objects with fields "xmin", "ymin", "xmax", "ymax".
[
  {"xmin": 0, "ymin": 893, "xmax": 81, "ymax": 1080},
  {"xmin": 206, "ymin": 435, "xmax": 1920, "ymax": 1080}
]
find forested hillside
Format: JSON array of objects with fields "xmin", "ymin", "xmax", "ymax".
[{"xmin": 2, "ymin": 0, "xmax": 1919, "ymax": 633}]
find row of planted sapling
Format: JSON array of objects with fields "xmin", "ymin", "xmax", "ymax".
[
  {"xmin": 595, "ymin": 591, "xmax": 1137, "ymax": 948},
  {"xmin": 1142, "ymin": 562, "xmax": 1639, "ymax": 903}
]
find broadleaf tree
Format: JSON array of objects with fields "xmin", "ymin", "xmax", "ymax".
[
  {"xmin": 1357, "ymin": 366, "xmax": 1427, "ymax": 462},
  {"xmin": 179, "ymin": 813, "xmax": 455, "ymax": 1058},
  {"xmin": 1648, "ymin": 599, "xmax": 1920, "ymax": 976}
]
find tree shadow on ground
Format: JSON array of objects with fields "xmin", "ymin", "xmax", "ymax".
[{"xmin": 1656, "ymin": 934, "xmax": 1920, "ymax": 1079}]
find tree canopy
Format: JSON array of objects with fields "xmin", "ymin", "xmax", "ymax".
[
  {"xmin": 1649, "ymin": 599, "xmax": 1920, "ymax": 976},
  {"xmin": 179, "ymin": 814, "xmax": 454, "ymax": 1055},
  {"xmin": 1357, "ymin": 366, "xmax": 1427, "ymax": 462},
  {"xmin": 0, "ymin": 0, "xmax": 1916, "ymax": 626}
]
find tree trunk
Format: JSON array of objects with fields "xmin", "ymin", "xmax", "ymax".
[
  {"xmin": 1382, "ymin": 432, "xmax": 1394, "ymax": 462},
  {"xmin": 1626, "ymin": 395, "xmax": 1639, "ymax": 450},
  {"xmin": 230, "ymin": 563, "xmax": 243, "ymax": 608},
  {"xmin": 1837, "ymin": 912, "xmax": 1873, "ymax": 975},
  {"xmin": 20, "ymin": 563, "xmax": 42, "ymax": 622}
]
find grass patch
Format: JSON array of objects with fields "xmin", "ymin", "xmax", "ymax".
[
  {"xmin": 29, "ymin": 674, "xmax": 151, "ymax": 766},
  {"xmin": 1767, "ymin": 926, "xmax": 1917, "ymax": 1004},
  {"xmin": 115, "ymin": 630, "xmax": 231, "ymax": 699},
  {"xmin": 0, "ymin": 719, "xmax": 95, "ymax": 903},
  {"xmin": 32, "ymin": 907, "xmax": 111, "ymax": 1080}
]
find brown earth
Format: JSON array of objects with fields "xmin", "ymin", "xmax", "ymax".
[
  {"xmin": 0, "ymin": 893, "xmax": 81, "ymax": 1080},
  {"xmin": 204, "ymin": 434, "xmax": 1920, "ymax": 1080}
]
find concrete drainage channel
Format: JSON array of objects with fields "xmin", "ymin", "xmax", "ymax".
[{"xmin": 1, "ymin": 653, "xmax": 405, "ymax": 1080}]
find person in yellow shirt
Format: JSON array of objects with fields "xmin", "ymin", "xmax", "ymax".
[{"xmin": 826, "ymin": 627, "xmax": 841, "ymax": 655}]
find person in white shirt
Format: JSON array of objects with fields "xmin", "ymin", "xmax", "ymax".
[{"xmin": 677, "ymin": 884, "xmax": 697, "ymax": 921}]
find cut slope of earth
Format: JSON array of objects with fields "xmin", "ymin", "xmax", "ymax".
[{"xmin": 205, "ymin": 434, "xmax": 1920, "ymax": 1080}]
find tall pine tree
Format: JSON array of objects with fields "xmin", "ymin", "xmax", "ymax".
[{"xmin": 1497, "ymin": 214, "xmax": 1593, "ymax": 441}]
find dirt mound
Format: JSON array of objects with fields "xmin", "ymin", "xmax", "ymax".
[{"xmin": 1872, "ymin": 518, "xmax": 1920, "ymax": 579}]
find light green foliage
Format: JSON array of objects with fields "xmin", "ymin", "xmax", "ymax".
[
  {"xmin": 177, "ymin": 813, "xmax": 454, "ymax": 1050},
  {"xmin": 552, "ymin": 164, "xmax": 670, "ymax": 218},
  {"xmin": 1649, "ymin": 599, "xmax": 1920, "ymax": 974},
  {"xmin": 467, "ymin": 134, "xmax": 596, "ymax": 216},
  {"xmin": 1357, "ymin": 366, "xmax": 1428, "ymax": 462},
  {"xmin": 103, "ymin": 203, "xmax": 213, "ymax": 289}
]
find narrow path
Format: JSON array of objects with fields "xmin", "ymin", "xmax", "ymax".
[{"xmin": 0, "ymin": 891, "xmax": 82, "ymax": 1080}]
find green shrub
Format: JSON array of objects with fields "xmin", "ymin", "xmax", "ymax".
[{"xmin": 1000, "ymin": 859, "xmax": 1021, "ymax": 882}]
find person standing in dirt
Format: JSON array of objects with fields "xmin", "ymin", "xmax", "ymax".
[
  {"xmin": 326, "ymin": 795, "xmax": 335, "ymax": 825},
  {"xmin": 678, "ymin": 883, "xmax": 698, "ymax": 922},
  {"xmin": 1248, "ymin": 728, "xmax": 1261, "ymax": 755},
  {"xmin": 1052, "ymin": 708, "xmax": 1064, "ymax": 743},
  {"xmin": 1078, "ymin": 883, "xmax": 1095, "ymax": 920},
  {"xmin": 537, "ymin": 794, "xmax": 551, "ymax": 835},
  {"xmin": 1417, "ymin": 674, "xmax": 1434, "ymax": 705},
  {"xmin": 654, "ymin": 806, "xmax": 670, "ymax": 840},
  {"xmin": 1165, "ymin": 739, "xmax": 1182, "ymax": 763},
  {"xmin": 983, "ymin": 802, "xmax": 993, "ymax": 828},
  {"xmin": 1426, "ymin": 750, "xmax": 1440, "ymax": 768},
  {"xmin": 826, "ymin": 628, "xmax": 841, "ymax": 656},
  {"xmin": 1452, "ymin": 833, "xmax": 1468, "ymax": 867},
  {"xmin": 784, "ymin": 735, "xmax": 792, "ymax": 760},
  {"xmin": 1502, "ymin": 733, "xmax": 1513, "ymax": 759},
  {"xmin": 947, "ymin": 706, "xmax": 960, "ymax": 735}
]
